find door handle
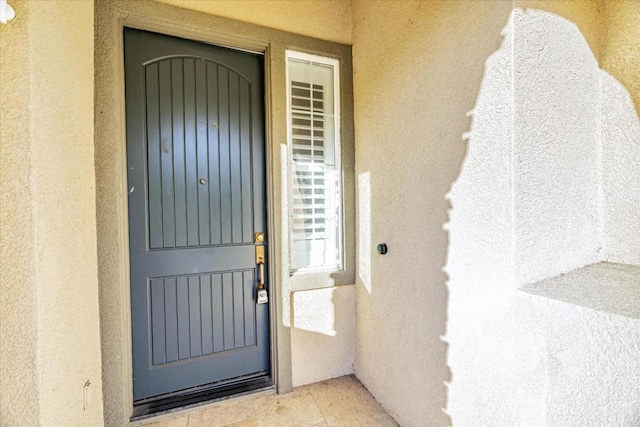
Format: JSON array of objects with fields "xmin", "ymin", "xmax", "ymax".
[
  {"xmin": 255, "ymin": 233, "xmax": 268, "ymax": 304},
  {"xmin": 255, "ymin": 244, "xmax": 265, "ymax": 290}
]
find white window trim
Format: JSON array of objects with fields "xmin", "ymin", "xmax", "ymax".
[{"xmin": 285, "ymin": 50, "xmax": 343, "ymax": 274}]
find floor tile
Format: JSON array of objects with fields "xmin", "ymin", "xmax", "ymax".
[
  {"xmin": 139, "ymin": 414, "xmax": 189, "ymax": 427},
  {"xmin": 224, "ymin": 418, "xmax": 259, "ymax": 427},
  {"xmin": 308, "ymin": 376, "xmax": 398, "ymax": 427},
  {"xmin": 135, "ymin": 376, "xmax": 396, "ymax": 427},
  {"xmin": 188, "ymin": 399, "xmax": 255, "ymax": 427},
  {"xmin": 252, "ymin": 386, "xmax": 325, "ymax": 427}
]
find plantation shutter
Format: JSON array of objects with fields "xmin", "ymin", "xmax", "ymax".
[
  {"xmin": 291, "ymin": 81, "xmax": 329, "ymax": 241},
  {"xmin": 287, "ymin": 53, "xmax": 342, "ymax": 271}
]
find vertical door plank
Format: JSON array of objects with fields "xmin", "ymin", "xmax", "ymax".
[
  {"xmin": 164, "ymin": 278, "xmax": 179, "ymax": 363},
  {"xmin": 233, "ymin": 271, "xmax": 245, "ymax": 348},
  {"xmin": 171, "ymin": 59, "xmax": 187, "ymax": 248},
  {"xmin": 200, "ymin": 275, "xmax": 213, "ymax": 355},
  {"xmin": 145, "ymin": 63, "xmax": 163, "ymax": 249},
  {"xmin": 176, "ymin": 276, "xmax": 190, "ymax": 360},
  {"xmin": 207, "ymin": 64, "xmax": 222, "ymax": 245},
  {"xmin": 188, "ymin": 275, "xmax": 202, "ymax": 357},
  {"xmin": 229, "ymin": 72, "xmax": 242, "ymax": 243},
  {"xmin": 222, "ymin": 272, "xmax": 234, "ymax": 350},
  {"xmin": 159, "ymin": 60, "xmax": 176, "ymax": 248},
  {"xmin": 218, "ymin": 67, "xmax": 232, "ymax": 244},
  {"xmin": 211, "ymin": 273, "xmax": 224, "ymax": 353},
  {"xmin": 184, "ymin": 59, "xmax": 199, "ymax": 247},
  {"xmin": 150, "ymin": 279, "xmax": 166, "ymax": 365},
  {"xmin": 243, "ymin": 270, "xmax": 256, "ymax": 346},
  {"xmin": 195, "ymin": 60, "xmax": 211, "ymax": 246},
  {"xmin": 239, "ymin": 80, "xmax": 253, "ymax": 243}
]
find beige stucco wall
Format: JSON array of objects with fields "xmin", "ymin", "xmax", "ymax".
[
  {"xmin": 4, "ymin": 0, "xmax": 631, "ymax": 426},
  {"xmin": 0, "ymin": 1, "xmax": 39, "ymax": 425},
  {"xmin": 0, "ymin": 1, "xmax": 104, "ymax": 426},
  {"xmin": 602, "ymin": 0, "xmax": 640, "ymax": 113},
  {"xmin": 154, "ymin": 0, "xmax": 352, "ymax": 44},
  {"xmin": 516, "ymin": 0, "xmax": 604, "ymax": 58},
  {"xmin": 351, "ymin": 1, "xmax": 605, "ymax": 425},
  {"xmin": 352, "ymin": 1, "xmax": 512, "ymax": 424}
]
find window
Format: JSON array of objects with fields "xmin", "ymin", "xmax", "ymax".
[{"xmin": 286, "ymin": 51, "xmax": 342, "ymax": 272}]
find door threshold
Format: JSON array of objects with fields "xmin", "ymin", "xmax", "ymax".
[{"xmin": 131, "ymin": 374, "xmax": 274, "ymax": 422}]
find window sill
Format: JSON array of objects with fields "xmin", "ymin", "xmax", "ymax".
[
  {"xmin": 290, "ymin": 266, "xmax": 343, "ymax": 276},
  {"xmin": 286, "ymin": 267, "xmax": 353, "ymax": 293}
]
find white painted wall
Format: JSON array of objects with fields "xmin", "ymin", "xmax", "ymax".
[{"xmin": 446, "ymin": 8, "xmax": 640, "ymax": 426}]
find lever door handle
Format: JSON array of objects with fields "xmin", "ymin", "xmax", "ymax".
[
  {"xmin": 258, "ymin": 263, "xmax": 265, "ymax": 290},
  {"xmin": 256, "ymin": 246, "xmax": 265, "ymax": 290},
  {"xmin": 254, "ymin": 233, "xmax": 268, "ymax": 304}
]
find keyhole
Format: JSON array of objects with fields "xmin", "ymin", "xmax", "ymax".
[{"xmin": 199, "ymin": 178, "xmax": 207, "ymax": 185}]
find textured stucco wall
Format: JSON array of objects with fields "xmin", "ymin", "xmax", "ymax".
[
  {"xmin": 351, "ymin": 1, "xmax": 514, "ymax": 425},
  {"xmin": 446, "ymin": 7, "xmax": 640, "ymax": 426},
  {"xmin": 350, "ymin": 2, "xmax": 611, "ymax": 425},
  {"xmin": 600, "ymin": 0, "xmax": 640, "ymax": 266},
  {"xmin": 522, "ymin": 262, "xmax": 640, "ymax": 319},
  {"xmin": 513, "ymin": 8, "xmax": 602, "ymax": 285},
  {"xmin": 522, "ymin": 293, "xmax": 640, "ymax": 426},
  {"xmin": 0, "ymin": 1, "xmax": 104, "ymax": 426},
  {"xmin": 516, "ymin": 0, "xmax": 604, "ymax": 59},
  {"xmin": 602, "ymin": 0, "xmax": 640, "ymax": 113},
  {"xmin": 0, "ymin": 1, "xmax": 40, "ymax": 425},
  {"xmin": 601, "ymin": 72, "xmax": 640, "ymax": 264},
  {"xmin": 154, "ymin": 0, "xmax": 352, "ymax": 44},
  {"xmin": 291, "ymin": 286, "xmax": 355, "ymax": 387}
]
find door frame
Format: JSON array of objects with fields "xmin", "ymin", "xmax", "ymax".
[
  {"xmin": 123, "ymin": 27, "xmax": 272, "ymax": 405},
  {"xmin": 95, "ymin": 2, "xmax": 354, "ymax": 424},
  {"xmin": 114, "ymin": 14, "xmax": 279, "ymax": 420}
]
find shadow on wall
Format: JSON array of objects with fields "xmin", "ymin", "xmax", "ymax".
[
  {"xmin": 445, "ymin": 8, "xmax": 640, "ymax": 426},
  {"xmin": 290, "ymin": 286, "xmax": 355, "ymax": 388}
]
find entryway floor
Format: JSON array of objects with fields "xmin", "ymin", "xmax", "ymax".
[{"xmin": 139, "ymin": 375, "xmax": 398, "ymax": 427}]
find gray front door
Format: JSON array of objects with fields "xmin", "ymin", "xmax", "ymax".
[{"xmin": 124, "ymin": 28, "xmax": 269, "ymax": 401}]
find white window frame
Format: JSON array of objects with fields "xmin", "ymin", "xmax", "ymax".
[{"xmin": 285, "ymin": 50, "xmax": 343, "ymax": 274}]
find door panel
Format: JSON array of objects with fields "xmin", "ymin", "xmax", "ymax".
[
  {"xmin": 148, "ymin": 270, "xmax": 257, "ymax": 366},
  {"xmin": 145, "ymin": 59, "xmax": 256, "ymax": 249},
  {"xmin": 125, "ymin": 28, "xmax": 268, "ymax": 401}
]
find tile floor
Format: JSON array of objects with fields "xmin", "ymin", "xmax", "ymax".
[{"xmin": 140, "ymin": 375, "xmax": 398, "ymax": 427}]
